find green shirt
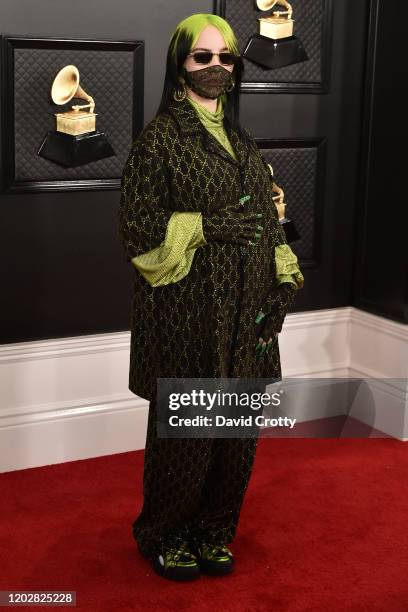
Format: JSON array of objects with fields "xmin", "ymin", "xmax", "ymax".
[{"xmin": 185, "ymin": 95, "xmax": 238, "ymax": 161}]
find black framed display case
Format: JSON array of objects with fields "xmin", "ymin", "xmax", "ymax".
[
  {"xmin": 214, "ymin": 0, "xmax": 333, "ymax": 93},
  {"xmin": 0, "ymin": 35, "xmax": 144, "ymax": 193},
  {"xmin": 255, "ymin": 137, "xmax": 327, "ymax": 267}
]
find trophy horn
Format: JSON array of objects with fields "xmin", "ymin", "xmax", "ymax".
[
  {"xmin": 256, "ymin": 0, "xmax": 278, "ymax": 10},
  {"xmin": 51, "ymin": 65, "xmax": 95, "ymax": 113},
  {"xmin": 256, "ymin": 0, "xmax": 292, "ymax": 17}
]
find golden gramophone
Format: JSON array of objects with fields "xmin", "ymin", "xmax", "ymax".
[
  {"xmin": 243, "ymin": 0, "xmax": 308, "ymax": 69},
  {"xmin": 268, "ymin": 162, "xmax": 300, "ymax": 242},
  {"xmin": 38, "ymin": 64, "xmax": 115, "ymax": 167}
]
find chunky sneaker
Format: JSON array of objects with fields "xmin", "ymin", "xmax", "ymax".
[
  {"xmin": 152, "ymin": 537, "xmax": 200, "ymax": 581},
  {"xmin": 193, "ymin": 541, "xmax": 234, "ymax": 576}
]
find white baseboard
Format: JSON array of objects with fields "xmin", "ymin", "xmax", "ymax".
[
  {"xmin": 0, "ymin": 332, "xmax": 149, "ymax": 472},
  {"xmin": 0, "ymin": 307, "xmax": 407, "ymax": 472},
  {"xmin": 347, "ymin": 309, "xmax": 408, "ymax": 440}
]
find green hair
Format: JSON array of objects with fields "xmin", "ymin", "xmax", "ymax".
[{"xmin": 170, "ymin": 13, "xmax": 240, "ymax": 59}]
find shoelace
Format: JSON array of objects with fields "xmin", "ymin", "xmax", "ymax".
[
  {"xmin": 161, "ymin": 536, "xmax": 197, "ymax": 568},
  {"xmin": 202, "ymin": 542, "xmax": 232, "ymax": 560}
]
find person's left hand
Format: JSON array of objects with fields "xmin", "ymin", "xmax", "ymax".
[{"xmin": 254, "ymin": 283, "xmax": 297, "ymax": 358}]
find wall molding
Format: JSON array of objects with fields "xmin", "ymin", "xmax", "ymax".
[{"xmin": 0, "ymin": 307, "xmax": 406, "ymax": 472}]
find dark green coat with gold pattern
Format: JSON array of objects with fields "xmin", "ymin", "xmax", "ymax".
[{"xmin": 118, "ymin": 96, "xmax": 294, "ymax": 402}]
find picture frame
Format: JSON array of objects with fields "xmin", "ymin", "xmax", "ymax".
[
  {"xmin": 214, "ymin": 0, "xmax": 333, "ymax": 93},
  {"xmin": 0, "ymin": 35, "xmax": 144, "ymax": 193},
  {"xmin": 255, "ymin": 137, "xmax": 327, "ymax": 267}
]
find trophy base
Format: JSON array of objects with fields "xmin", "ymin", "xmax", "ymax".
[
  {"xmin": 38, "ymin": 130, "xmax": 115, "ymax": 167},
  {"xmin": 243, "ymin": 33, "xmax": 308, "ymax": 69},
  {"xmin": 280, "ymin": 218, "xmax": 301, "ymax": 243}
]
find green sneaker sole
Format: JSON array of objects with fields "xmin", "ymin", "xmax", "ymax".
[
  {"xmin": 152, "ymin": 556, "xmax": 201, "ymax": 581},
  {"xmin": 198, "ymin": 555, "xmax": 235, "ymax": 576}
]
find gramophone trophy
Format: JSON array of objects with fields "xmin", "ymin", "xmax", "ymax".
[
  {"xmin": 243, "ymin": 0, "xmax": 308, "ymax": 70},
  {"xmin": 268, "ymin": 163, "xmax": 300, "ymax": 242},
  {"xmin": 38, "ymin": 65, "xmax": 115, "ymax": 167}
]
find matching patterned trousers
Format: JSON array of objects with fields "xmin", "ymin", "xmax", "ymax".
[{"xmin": 132, "ymin": 397, "xmax": 259, "ymax": 560}]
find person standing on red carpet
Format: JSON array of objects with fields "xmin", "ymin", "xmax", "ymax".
[{"xmin": 118, "ymin": 12, "xmax": 304, "ymax": 581}]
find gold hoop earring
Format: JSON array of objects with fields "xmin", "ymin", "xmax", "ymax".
[
  {"xmin": 173, "ymin": 79, "xmax": 187, "ymax": 101},
  {"xmin": 226, "ymin": 79, "xmax": 235, "ymax": 93}
]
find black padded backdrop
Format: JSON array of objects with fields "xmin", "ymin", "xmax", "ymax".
[
  {"xmin": 222, "ymin": 0, "xmax": 325, "ymax": 84},
  {"xmin": 14, "ymin": 47, "xmax": 135, "ymax": 181},
  {"xmin": 259, "ymin": 144, "xmax": 321, "ymax": 262}
]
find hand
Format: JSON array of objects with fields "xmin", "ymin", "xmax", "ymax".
[
  {"xmin": 202, "ymin": 196, "xmax": 264, "ymax": 247},
  {"xmin": 254, "ymin": 283, "xmax": 297, "ymax": 358}
]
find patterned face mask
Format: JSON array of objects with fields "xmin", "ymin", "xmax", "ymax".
[{"xmin": 181, "ymin": 65, "xmax": 234, "ymax": 99}]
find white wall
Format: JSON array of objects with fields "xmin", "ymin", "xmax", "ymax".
[{"xmin": 0, "ymin": 307, "xmax": 407, "ymax": 472}]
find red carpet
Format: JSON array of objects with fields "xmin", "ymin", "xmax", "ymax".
[{"xmin": 1, "ymin": 435, "xmax": 407, "ymax": 611}]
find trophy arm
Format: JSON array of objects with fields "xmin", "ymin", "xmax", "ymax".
[
  {"xmin": 274, "ymin": 0, "xmax": 292, "ymax": 19},
  {"xmin": 71, "ymin": 95, "xmax": 95, "ymax": 114}
]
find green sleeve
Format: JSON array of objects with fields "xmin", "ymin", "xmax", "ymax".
[
  {"xmin": 275, "ymin": 243, "xmax": 304, "ymax": 289},
  {"xmin": 131, "ymin": 211, "xmax": 207, "ymax": 287}
]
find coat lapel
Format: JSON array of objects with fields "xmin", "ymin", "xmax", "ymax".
[{"xmin": 167, "ymin": 97, "xmax": 249, "ymax": 170}]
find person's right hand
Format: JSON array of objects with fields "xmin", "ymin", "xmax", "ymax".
[{"xmin": 201, "ymin": 197, "xmax": 264, "ymax": 247}]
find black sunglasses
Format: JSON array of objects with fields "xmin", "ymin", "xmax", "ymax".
[{"xmin": 187, "ymin": 51, "xmax": 240, "ymax": 66}]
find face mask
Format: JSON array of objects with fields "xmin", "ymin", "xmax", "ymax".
[{"xmin": 180, "ymin": 65, "xmax": 234, "ymax": 99}]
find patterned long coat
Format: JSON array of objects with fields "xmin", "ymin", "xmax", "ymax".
[{"xmin": 118, "ymin": 96, "xmax": 292, "ymax": 402}]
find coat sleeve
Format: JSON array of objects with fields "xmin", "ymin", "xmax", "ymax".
[
  {"xmin": 118, "ymin": 137, "xmax": 174, "ymax": 262},
  {"xmin": 254, "ymin": 148, "xmax": 287, "ymax": 245}
]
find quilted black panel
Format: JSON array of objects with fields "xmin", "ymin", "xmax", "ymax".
[
  {"xmin": 259, "ymin": 144, "xmax": 320, "ymax": 261},
  {"xmin": 223, "ymin": 0, "xmax": 326, "ymax": 84},
  {"xmin": 14, "ymin": 47, "xmax": 135, "ymax": 181}
]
